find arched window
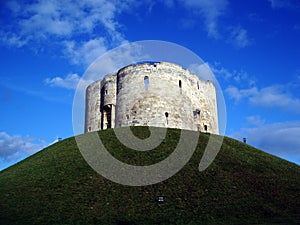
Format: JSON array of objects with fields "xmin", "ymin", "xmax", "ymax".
[
  {"xmin": 204, "ymin": 125, "xmax": 208, "ymax": 132},
  {"xmin": 144, "ymin": 76, "xmax": 149, "ymax": 91},
  {"xmin": 179, "ymin": 80, "xmax": 182, "ymax": 88},
  {"xmin": 193, "ymin": 109, "xmax": 200, "ymax": 119},
  {"xmin": 103, "ymin": 105, "xmax": 112, "ymax": 129},
  {"xmin": 165, "ymin": 112, "xmax": 169, "ymax": 125}
]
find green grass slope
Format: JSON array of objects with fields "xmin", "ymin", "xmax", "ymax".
[{"xmin": 0, "ymin": 127, "xmax": 299, "ymax": 225}]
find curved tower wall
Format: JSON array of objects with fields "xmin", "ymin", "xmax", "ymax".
[
  {"xmin": 85, "ymin": 74, "xmax": 117, "ymax": 132},
  {"xmin": 85, "ymin": 62, "xmax": 219, "ymax": 134},
  {"xmin": 116, "ymin": 62, "xmax": 194, "ymax": 130},
  {"xmin": 85, "ymin": 80, "xmax": 101, "ymax": 133}
]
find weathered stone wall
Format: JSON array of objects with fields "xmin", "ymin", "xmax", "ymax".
[
  {"xmin": 85, "ymin": 62, "xmax": 219, "ymax": 134},
  {"xmin": 85, "ymin": 80, "xmax": 102, "ymax": 132}
]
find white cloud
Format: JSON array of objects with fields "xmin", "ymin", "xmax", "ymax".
[
  {"xmin": 45, "ymin": 73, "xmax": 81, "ymax": 90},
  {"xmin": 1, "ymin": 34, "xmax": 28, "ymax": 48},
  {"xmin": 231, "ymin": 121, "xmax": 300, "ymax": 164},
  {"xmin": 1, "ymin": 0, "xmax": 129, "ymax": 65},
  {"xmin": 226, "ymin": 86, "xmax": 258, "ymax": 101},
  {"xmin": 3, "ymin": 0, "xmax": 125, "ymax": 41},
  {"xmin": 64, "ymin": 38, "xmax": 108, "ymax": 66},
  {"xmin": 246, "ymin": 115, "xmax": 266, "ymax": 127},
  {"xmin": 228, "ymin": 26, "xmax": 251, "ymax": 48},
  {"xmin": 249, "ymin": 86, "xmax": 299, "ymax": 108},
  {"xmin": 179, "ymin": 0, "xmax": 228, "ymax": 38},
  {"xmin": 174, "ymin": 1, "xmax": 254, "ymax": 45},
  {"xmin": 45, "ymin": 40, "xmax": 144, "ymax": 90},
  {"xmin": 211, "ymin": 63, "xmax": 256, "ymax": 86},
  {"xmin": 0, "ymin": 132, "xmax": 46, "ymax": 162},
  {"xmin": 161, "ymin": 0, "xmax": 229, "ymax": 38},
  {"xmin": 268, "ymin": 0, "xmax": 285, "ymax": 8},
  {"xmin": 211, "ymin": 65, "xmax": 233, "ymax": 80},
  {"xmin": 268, "ymin": 0, "xmax": 300, "ymax": 9},
  {"xmin": 1, "ymin": 0, "xmax": 245, "ymax": 62},
  {"xmin": 172, "ymin": 1, "xmax": 252, "ymax": 45},
  {"xmin": 163, "ymin": 0, "xmax": 175, "ymax": 8},
  {"xmin": 190, "ymin": 62, "xmax": 254, "ymax": 85},
  {"xmin": 20, "ymin": 12, "xmax": 73, "ymax": 37},
  {"xmin": 226, "ymin": 84, "xmax": 300, "ymax": 114},
  {"xmin": 6, "ymin": 1, "xmax": 22, "ymax": 14},
  {"xmin": 85, "ymin": 41, "xmax": 151, "ymax": 78},
  {"xmin": 188, "ymin": 63, "xmax": 215, "ymax": 81}
]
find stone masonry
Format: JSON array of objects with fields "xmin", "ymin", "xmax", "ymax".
[{"xmin": 85, "ymin": 62, "xmax": 219, "ymax": 134}]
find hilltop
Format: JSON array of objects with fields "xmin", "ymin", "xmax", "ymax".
[{"xmin": 0, "ymin": 127, "xmax": 299, "ymax": 225}]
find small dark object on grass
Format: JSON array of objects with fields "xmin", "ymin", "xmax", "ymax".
[{"xmin": 157, "ymin": 196, "xmax": 165, "ymax": 203}]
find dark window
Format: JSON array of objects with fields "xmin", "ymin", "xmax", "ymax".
[
  {"xmin": 204, "ymin": 125, "xmax": 208, "ymax": 132},
  {"xmin": 193, "ymin": 109, "xmax": 200, "ymax": 119},
  {"xmin": 103, "ymin": 105, "xmax": 112, "ymax": 129},
  {"xmin": 144, "ymin": 76, "xmax": 149, "ymax": 91},
  {"xmin": 165, "ymin": 112, "xmax": 169, "ymax": 125},
  {"xmin": 105, "ymin": 90, "xmax": 108, "ymax": 95},
  {"xmin": 179, "ymin": 80, "xmax": 182, "ymax": 88}
]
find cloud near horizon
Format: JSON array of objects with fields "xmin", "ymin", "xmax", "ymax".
[
  {"xmin": 211, "ymin": 63, "xmax": 256, "ymax": 87},
  {"xmin": 226, "ymin": 84, "xmax": 300, "ymax": 114},
  {"xmin": 231, "ymin": 120, "xmax": 300, "ymax": 164},
  {"xmin": 0, "ymin": 132, "xmax": 46, "ymax": 163}
]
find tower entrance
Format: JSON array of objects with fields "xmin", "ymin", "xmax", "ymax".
[{"xmin": 103, "ymin": 105, "xmax": 112, "ymax": 129}]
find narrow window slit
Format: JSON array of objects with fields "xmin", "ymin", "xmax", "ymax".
[
  {"xmin": 165, "ymin": 112, "xmax": 169, "ymax": 125},
  {"xmin": 144, "ymin": 76, "xmax": 149, "ymax": 91}
]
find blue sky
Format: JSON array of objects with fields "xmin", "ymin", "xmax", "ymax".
[{"xmin": 0, "ymin": 0, "xmax": 299, "ymax": 170}]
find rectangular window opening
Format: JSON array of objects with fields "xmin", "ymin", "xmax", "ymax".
[{"xmin": 144, "ymin": 76, "xmax": 149, "ymax": 91}]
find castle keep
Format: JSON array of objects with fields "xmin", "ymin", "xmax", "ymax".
[{"xmin": 85, "ymin": 62, "xmax": 219, "ymax": 134}]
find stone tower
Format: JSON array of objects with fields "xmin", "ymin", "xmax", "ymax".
[{"xmin": 85, "ymin": 62, "xmax": 219, "ymax": 134}]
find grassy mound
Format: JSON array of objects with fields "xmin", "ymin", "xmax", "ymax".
[{"xmin": 0, "ymin": 127, "xmax": 299, "ymax": 224}]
